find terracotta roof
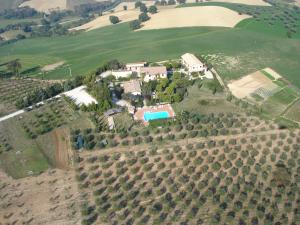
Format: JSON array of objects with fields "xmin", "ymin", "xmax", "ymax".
[
  {"xmin": 123, "ymin": 80, "xmax": 141, "ymax": 94},
  {"xmin": 140, "ymin": 66, "xmax": 167, "ymax": 76}
]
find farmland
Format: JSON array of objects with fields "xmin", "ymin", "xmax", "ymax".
[
  {"xmin": 0, "ymin": 1, "xmax": 300, "ymax": 224},
  {"xmin": 0, "ymin": 97, "xmax": 93, "ymax": 178},
  {"xmin": 0, "ymin": 79, "xmax": 50, "ymax": 116},
  {"xmin": 74, "ymin": 113, "xmax": 300, "ymax": 225},
  {"xmin": 0, "ymin": 2, "xmax": 298, "ymax": 86}
]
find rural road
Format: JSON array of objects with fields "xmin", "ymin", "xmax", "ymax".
[
  {"xmin": 0, "ymin": 85, "xmax": 92, "ymax": 123},
  {"xmin": 0, "ymin": 110, "xmax": 24, "ymax": 122}
]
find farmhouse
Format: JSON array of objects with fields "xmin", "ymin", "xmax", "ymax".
[
  {"xmin": 122, "ymin": 80, "xmax": 141, "ymax": 95},
  {"xmin": 181, "ymin": 53, "xmax": 205, "ymax": 73},
  {"xmin": 140, "ymin": 66, "xmax": 167, "ymax": 82},
  {"xmin": 126, "ymin": 62, "xmax": 146, "ymax": 72}
]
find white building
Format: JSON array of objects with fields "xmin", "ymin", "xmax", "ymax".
[
  {"xmin": 140, "ymin": 66, "xmax": 167, "ymax": 82},
  {"xmin": 64, "ymin": 86, "xmax": 97, "ymax": 106},
  {"xmin": 111, "ymin": 70, "xmax": 133, "ymax": 79},
  {"xmin": 181, "ymin": 53, "xmax": 205, "ymax": 73},
  {"xmin": 126, "ymin": 62, "xmax": 146, "ymax": 72}
]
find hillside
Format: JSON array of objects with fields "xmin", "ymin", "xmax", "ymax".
[{"xmin": 0, "ymin": 0, "xmax": 24, "ymax": 10}]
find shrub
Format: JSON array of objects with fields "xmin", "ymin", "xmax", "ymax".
[
  {"xmin": 148, "ymin": 5, "xmax": 157, "ymax": 14},
  {"xmin": 139, "ymin": 12, "xmax": 150, "ymax": 22},
  {"xmin": 109, "ymin": 16, "xmax": 120, "ymax": 24}
]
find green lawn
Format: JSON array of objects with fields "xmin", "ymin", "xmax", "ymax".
[{"xmin": 0, "ymin": 3, "xmax": 300, "ymax": 87}]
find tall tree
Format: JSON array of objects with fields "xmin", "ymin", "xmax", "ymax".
[{"xmin": 7, "ymin": 59, "xmax": 22, "ymax": 77}]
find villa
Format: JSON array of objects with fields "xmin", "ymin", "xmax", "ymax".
[
  {"xmin": 140, "ymin": 66, "xmax": 167, "ymax": 82},
  {"xmin": 181, "ymin": 53, "xmax": 206, "ymax": 73},
  {"xmin": 126, "ymin": 62, "xmax": 146, "ymax": 72}
]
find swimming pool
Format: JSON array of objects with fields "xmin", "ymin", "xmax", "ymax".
[{"xmin": 144, "ymin": 111, "xmax": 170, "ymax": 121}]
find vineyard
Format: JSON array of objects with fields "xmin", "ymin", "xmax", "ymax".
[
  {"xmin": 0, "ymin": 79, "xmax": 50, "ymax": 116},
  {"xmin": 74, "ymin": 114, "xmax": 300, "ymax": 225}
]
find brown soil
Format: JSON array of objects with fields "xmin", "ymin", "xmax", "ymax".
[
  {"xmin": 0, "ymin": 169, "xmax": 81, "ymax": 225},
  {"xmin": 53, "ymin": 128, "xmax": 72, "ymax": 170}
]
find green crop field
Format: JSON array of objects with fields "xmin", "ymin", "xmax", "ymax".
[
  {"xmin": 285, "ymin": 99, "xmax": 300, "ymax": 122},
  {"xmin": 261, "ymin": 87, "xmax": 299, "ymax": 117},
  {"xmin": 0, "ymin": 2, "xmax": 300, "ymax": 87}
]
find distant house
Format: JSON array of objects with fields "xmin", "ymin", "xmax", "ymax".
[
  {"xmin": 111, "ymin": 70, "xmax": 133, "ymax": 79},
  {"xmin": 126, "ymin": 62, "xmax": 146, "ymax": 72},
  {"xmin": 122, "ymin": 80, "xmax": 142, "ymax": 95},
  {"xmin": 181, "ymin": 53, "xmax": 206, "ymax": 73},
  {"xmin": 140, "ymin": 66, "xmax": 167, "ymax": 82}
]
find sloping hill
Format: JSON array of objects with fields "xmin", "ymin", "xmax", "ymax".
[
  {"xmin": 0, "ymin": 0, "xmax": 24, "ymax": 10},
  {"xmin": 19, "ymin": 0, "xmax": 68, "ymax": 12}
]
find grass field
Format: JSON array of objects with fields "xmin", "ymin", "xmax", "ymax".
[
  {"xmin": 172, "ymin": 81, "xmax": 242, "ymax": 114},
  {"xmin": 0, "ymin": 119, "xmax": 50, "ymax": 178},
  {"xmin": 0, "ymin": 2, "xmax": 299, "ymax": 87},
  {"xmin": 0, "ymin": 18, "xmax": 41, "ymax": 29},
  {"xmin": 261, "ymin": 87, "xmax": 299, "ymax": 117},
  {"xmin": 285, "ymin": 99, "xmax": 300, "ymax": 122}
]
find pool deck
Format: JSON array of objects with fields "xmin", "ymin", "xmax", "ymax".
[{"xmin": 134, "ymin": 104, "xmax": 176, "ymax": 125}]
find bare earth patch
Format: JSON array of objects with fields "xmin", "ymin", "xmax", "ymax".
[
  {"xmin": 186, "ymin": 0, "xmax": 271, "ymax": 6},
  {"xmin": 0, "ymin": 169, "xmax": 81, "ymax": 225},
  {"xmin": 228, "ymin": 70, "xmax": 280, "ymax": 99},
  {"xmin": 71, "ymin": 9, "xmax": 140, "ymax": 31},
  {"xmin": 19, "ymin": 0, "xmax": 67, "ymax": 12},
  {"xmin": 41, "ymin": 61, "xmax": 65, "ymax": 72},
  {"xmin": 139, "ymin": 6, "xmax": 251, "ymax": 30},
  {"xmin": 263, "ymin": 67, "xmax": 282, "ymax": 80}
]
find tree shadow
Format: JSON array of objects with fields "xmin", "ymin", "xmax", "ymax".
[{"xmin": 21, "ymin": 66, "xmax": 41, "ymax": 76}]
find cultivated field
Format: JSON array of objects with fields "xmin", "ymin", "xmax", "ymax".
[
  {"xmin": 72, "ymin": 9, "xmax": 141, "ymax": 31},
  {"xmin": 285, "ymin": 99, "xmax": 300, "ymax": 123},
  {"xmin": 19, "ymin": 0, "xmax": 67, "ymax": 12},
  {"xmin": 0, "ymin": 97, "xmax": 93, "ymax": 178},
  {"xmin": 185, "ymin": 0, "xmax": 271, "ymax": 5},
  {"xmin": 74, "ymin": 112, "xmax": 300, "ymax": 224},
  {"xmin": 227, "ymin": 70, "xmax": 280, "ymax": 100},
  {"xmin": 72, "ymin": 1, "xmax": 155, "ymax": 31},
  {"xmin": 261, "ymin": 87, "xmax": 299, "ymax": 117},
  {"xmin": 1, "ymin": 2, "xmax": 300, "ymax": 86},
  {"xmin": 0, "ymin": 79, "xmax": 50, "ymax": 117},
  {"xmin": 0, "ymin": 169, "xmax": 81, "ymax": 225},
  {"xmin": 139, "ymin": 6, "xmax": 251, "ymax": 30}
]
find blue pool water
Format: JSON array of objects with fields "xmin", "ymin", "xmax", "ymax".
[{"xmin": 144, "ymin": 111, "xmax": 170, "ymax": 121}]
